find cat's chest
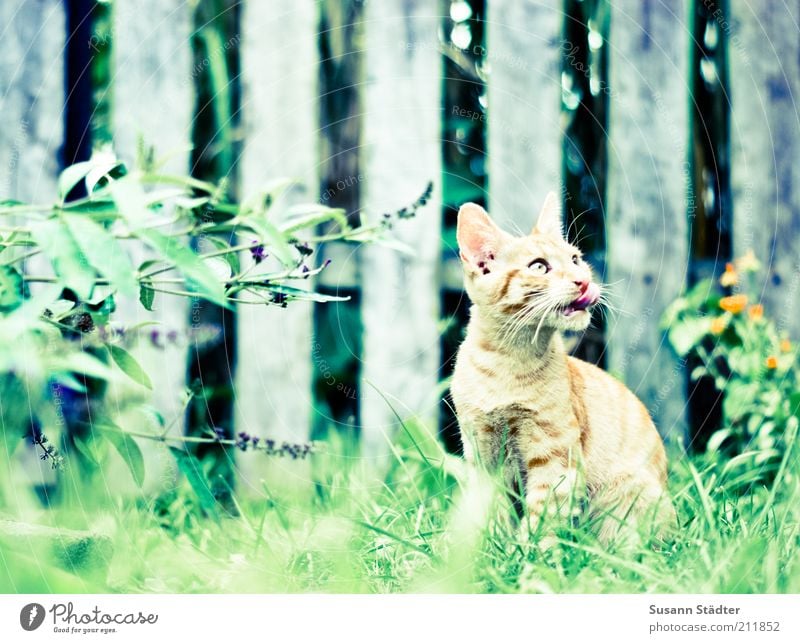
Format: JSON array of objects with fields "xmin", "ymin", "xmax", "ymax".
[{"xmin": 452, "ymin": 347, "xmax": 569, "ymax": 419}]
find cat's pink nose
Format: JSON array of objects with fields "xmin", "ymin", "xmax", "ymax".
[{"xmin": 574, "ymin": 279, "xmax": 589, "ymax": 294}]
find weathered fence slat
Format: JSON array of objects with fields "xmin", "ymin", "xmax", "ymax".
[
  {"xmin": 487, "ymin": 0, "xmax": 562, "ymax": 231},
  {"xmin": 0, "ymin": 0, "xmax": 64, "ymax": 204},
  {"xmin": 359, "ymin": 0, "xmax": 442, "ymax": 456},
  {"xmin": 0, "ymin": 0, "xmax": 65, "ymax": 488},
  {"xmin": 235, "ymin": 0, "xmax": 318, "ymax": 480},
  {"xmin": 606, "ymin": 0, "xmax": 689, "ymax": 440},
  {"xmin": 730, "ymin": 1, "xmax": 800, "ymax": 339},
  {"xmin": 112, "ymin": 0, "xmax": 193, "ymax": 487}
]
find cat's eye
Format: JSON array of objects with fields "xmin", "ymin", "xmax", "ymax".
[
  {"xmin": 572, "ymin": 254, "xmax": 580, "ymax": 265},
  {"xmin": 528, "ymin": 258, "xmax": 550, "ymax": 275}
]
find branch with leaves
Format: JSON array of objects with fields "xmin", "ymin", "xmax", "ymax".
[
  {"xmin": 0, "ymin": 153, "xmax": 432, "ymax": 485},
  {"xmin": 0, "ymin": 155, "xmax": 430, "ymax": 311}
]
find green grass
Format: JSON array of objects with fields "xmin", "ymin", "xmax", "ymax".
[{"xmin": 2, "ymin": 421, "xmax": 799, "ymax": 594}]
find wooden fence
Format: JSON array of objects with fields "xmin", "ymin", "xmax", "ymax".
[{"xmin": 1, "ymin": 0, "xmax": 798, "ymax": 485}]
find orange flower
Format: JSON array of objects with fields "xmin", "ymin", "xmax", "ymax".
[
  {"xmin": 719, "ymin": 294, "xmax": 747, "ymax": 314},
  {"xmin": 710, "ymin": 316, "xmax": 727, "ymax": 335},
  {"xmin": 765, "ymin": 355, "xmax": 778, "ymax": 369},
  {"xmin": 748, "ymin": 304, "xmax": 764, "ymax": 321},
  {"xmin": 781, "ymin": 339, "xmax": 792, "ymax": 353},
  {"xmin": 719, "ymin": 262, "xmax": 738, "ymax": 287}
]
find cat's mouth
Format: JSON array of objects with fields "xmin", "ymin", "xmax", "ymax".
[{"xmin": 561, "ymin": 283, "xmax": 600, "ymax": 317}]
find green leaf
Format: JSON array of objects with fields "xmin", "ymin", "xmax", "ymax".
[
  {"xmin": 73, "ymin": 434, "xmax": 103, "ymax": 467},
  {"xmin": 86, "ymin": 293, "xmax": 116, "ymax": 326},
  {"xmin": 723, "ymin": 381, "xmax": 759, "ymax": 421},
  {"xmin": 58, "ymin": 158, "xmax": 125, "ymax": 200},
  {"xmin": 58, "ymin": 161, "xmax": 95, "ymax": 200},
  {"xmin": 60, "ymin": 199, "xmax": 119, "ymax": 218},
  {"xmin": 689, "ymin": 365, "xmax": 707, "ymax": 381},
  {"xmin": 46, "ymin": 299, "xmax": 77, "ymax": 320},
  {"xmin": 205, "ymin": 236, "xmax": 240, "ymax": 274},
  {"xmin": 0, "ymin": 265, "xmax": 26, "ymax": 311},
  {"xmin": 263, "ymin": 284, "xmax": 350, "ymax": 303},
  {"xmin": 721, "ymin": 450, "xmax": 779, "ymax": 480},
  {"xmin": 135, "ymin": 228, "xmax": 228, "ymax": 308},
  {"xmin": 241, "ymin": 217, "xmax": 294, "ymax": 266},
  {"xmin": 30, "ymin": 219, "xmax": 95, "ymax": 300},
  {"xmin": 660, "ymin": 297, "xmax": 689, "ymax": 330},
  {"xmin": 51, "ymin": 350, "xmax": 115, "ymax": 381},
  {"xmin": 280, "ymin": 204, "xmax": 348, "ymax": 234},
  {"xmin": 62, "ymin": 215, "xmax": 137, "ymax": 295},
  {"xmin": 173, "ymin": 195, "xmax": 211, "ymax": 210},
  {"xmin": 108, "ymin": 177, "xmax": 150, "ymax": 227},
  {"xmin": 7, "ymin": 284, "xmax": 61, "ymax": 328},
  {"xmin": 107, "ymin": 344, "xmax": 152, "ymax": 390},
  {"xmin": 85, "ymin": 159, "xmax": 125, "ymax": 194},
  {"xmin": 667, "ymin": 317, "xmax": 710, "ymax": 357},
  {"xmin": 727, "ymin": 346, "xmax": 759, "ymax": 376},
  {"xmin": 169, "ymin": 446, "xmax": 218, "ymax": 513},
  {"xmin": 125, "ymin": 320, "xmax": 161, "ymax": 335},
  {"xmin": 96, "ymin": 423, "xmax": 145, "ymax": 488},
  {"xmin": 705, "ymin": 428, "xmax": 732, "ymax": 454},
  {"xmin": 52, "ymin": 372, "xmax": 88, "ymax": 393},
  {"xmin": 373, "ymin": 235, "xmax": 416, "ymax": 255},
  {"xmin": 139, "ymin": 281, "xmax": 155, "ymax": 311},
  {"xmin": 204, "ymin": 256, "xmax": 232, "ymax": 280},
  {"xmin": 686, "ymin": 278, "xmax": 716, "ymax": 309},
  {"xmin": 241, "ymin": 178, "xmax": 293, "ymax": 213},
  {"xmin": 137, "ymin": 259, "xmax": 160, "ymax": 273}
]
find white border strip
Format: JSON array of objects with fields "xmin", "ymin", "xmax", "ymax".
[{"xmin": 1, "ymin": 594, "xmax": 798, "ymax": 642}]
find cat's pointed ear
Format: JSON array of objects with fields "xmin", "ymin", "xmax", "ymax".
[
  {"xmin": 457, "ymin": 202, "xmax": 505, "ymax": 273},
  {"xmin": 534, "ymin": 191, "xmax": 563, "ymax": 237}
]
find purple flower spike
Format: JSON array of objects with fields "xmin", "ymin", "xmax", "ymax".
[
  {"xmin": 250, "ymin": 241, "xmax": 267, "ymax": 264},
  {"xmin": 149, "ymin": 329, "xmax": 162, "ymax": 348},
  {"xmin": 236, "ymin": 431, "xmax": 251, "ymax": 451}
]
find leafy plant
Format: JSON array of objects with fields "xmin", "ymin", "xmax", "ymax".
[
  {"xmin": 662, "ymin": 251, "xmax": 800, "ymax": 482},
  {"xmin": 0, "ymin": 152, "xmax": 427, "ymax": 493}
]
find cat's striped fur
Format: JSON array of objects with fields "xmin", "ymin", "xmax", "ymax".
[{"xmin": 450, "ymin": 194, "xmax": 674, "ymax": 542}]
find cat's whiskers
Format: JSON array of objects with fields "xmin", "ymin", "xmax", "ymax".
[
  {"xmin": 497, "ymin": 296, "xmax": 556, "ymax": 349},
  {"xmin": 505, "ymin": 294, "xmax": 562, "ymax": 349},
  {"xmin": 565, "ymin": 207, "xmax": 592, "ymax": 241},
  {"xmin": 595, "ymin": 293, "xmax": 633, "ymax": 319},
  {"xmin": 491, "ymin": 290, "xmax": 547, "ymax": 333},
  {"xmin": 531, "ymin": 297, "xmax": 562, "ymax": 346},
  {"xmin": 494, "ymin": 301, "xmax": 532, "ymax": 338},
  {"xmin": 498, "ymin": 302, "xmax": 545, "ymax": 349},
  {"xmin": 571, "ymin": 224, "xmax": 590, "ymax": 248}
]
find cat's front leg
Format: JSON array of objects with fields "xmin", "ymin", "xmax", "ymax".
[{"xmin": 521, "ymin": 439, "xmax": 583, "ymax": 536}]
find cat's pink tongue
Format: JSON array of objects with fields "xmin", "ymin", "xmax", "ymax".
[{"xmin": 572, "ymin": 282, "xmax": 600, "ymax": 310}]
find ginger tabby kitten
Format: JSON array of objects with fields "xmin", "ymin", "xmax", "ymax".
[{"xmin": 451, "ymin": 193, "xmax": 674, "ymax": 543}]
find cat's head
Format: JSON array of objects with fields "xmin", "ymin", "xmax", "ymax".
[{"xmin": 456, "ymin": 192, "xmax": 600, "ymax": 333}]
